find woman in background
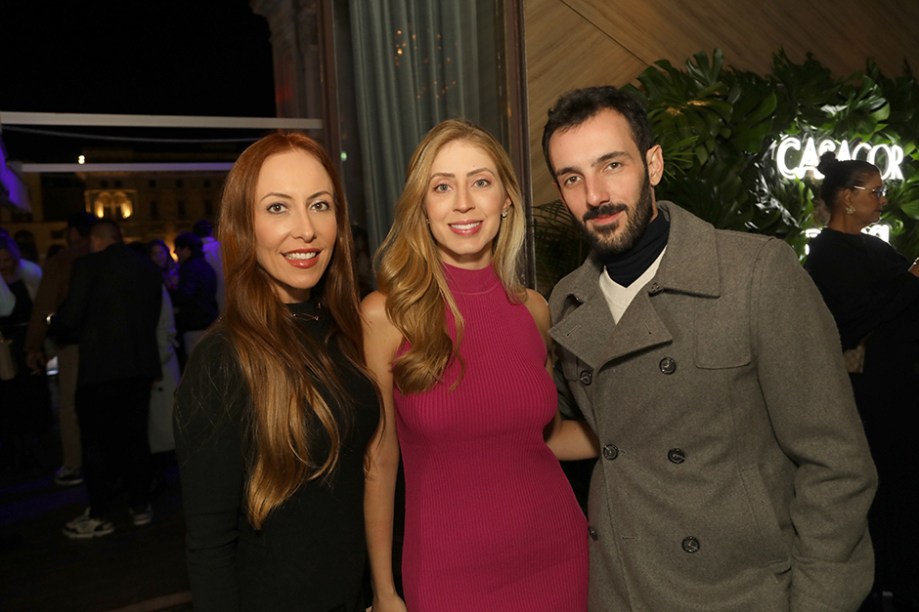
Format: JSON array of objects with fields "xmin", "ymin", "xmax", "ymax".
[
  {"xmin": 148, "ymin": 239, "xmax": 179, "ymax": 293},
  {"xmin": 363, "ymin": 120, "xmax": 594, "ymax": 611},
  {"xmin": 805, "ymin": 152, "xmax": 919, "ymax": 610},
  {"xmin": 174, "ymin": 132, "xmax": 379, "ymax": 611},
  {"xmin": 0, "ymin": 231, "xmax": 51, "ymax": 470}
]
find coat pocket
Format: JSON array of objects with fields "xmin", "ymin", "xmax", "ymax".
[
  {"xmin": 739, "ymin": 465, "xmax": 791, "ymax": 572},
  {"xmin": 693, "ymin": 307, "xmax": 752, "ymax": 369}
]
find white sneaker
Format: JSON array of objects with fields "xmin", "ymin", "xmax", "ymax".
[
  {"xmin": 62, "ymin": 509, "xmax": 114, "ymax": 539},
  {"xmin": 129, "ymin": 505, "xmax": 153, "ymax": 526},
  {"xmin": 54, "ymin": 466, "xmax": 84, "ymax": 486}
]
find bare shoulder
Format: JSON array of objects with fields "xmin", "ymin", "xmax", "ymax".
[
  {"xmin": 360, "ymin": 291, "xmax": 392, "ymax": 327},
  {"xmin": 522, "ymin": 288, "xmax": 551, "ymax": 339},
  {"xmin": 360, "ymin": 291, "xmax": 402, "ymax": 347}
]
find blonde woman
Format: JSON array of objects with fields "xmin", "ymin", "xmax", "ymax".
[
  {"xmin": 174, "ymin": 132, "xmax": 379, "ymax": 611},
  {"xmin": 363, "ymin": 120, "xmax": 595, "ymax": 611}
]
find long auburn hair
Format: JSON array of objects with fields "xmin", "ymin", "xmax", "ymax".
[
  {"xmin": 218, "ymin": 131, "xmax": 365, "ymax": 529},
  {"xmin": 375, "ymin": 119, "xmax": 526, "ymax": 394}
]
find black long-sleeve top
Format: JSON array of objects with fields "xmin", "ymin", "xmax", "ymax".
[
  {"xmin": 805, "ymin": 227, "xmax": 919, "ymax": 371},
  {"xmin": 173, "ymin": 299, "xmax": 379, "ymax": 612}
]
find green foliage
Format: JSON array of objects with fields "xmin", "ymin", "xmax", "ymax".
[
  {"xmin": 532, "ymin": 200, "xmax": 589, "ymax": 297},
  {"xmin": 637, "ymin": 49, "xmax": 918, "ymax": 258},
  {"xmin": 532, "ymin": 49, "xmax": 919, "ymax": 293}
]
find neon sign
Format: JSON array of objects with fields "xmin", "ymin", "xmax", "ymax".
[{"xmin": 775, "ymin": 136, "xmax": 903, "ymax": 181}]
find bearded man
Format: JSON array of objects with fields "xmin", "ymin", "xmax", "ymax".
[{"xmin": 543, "ymin": 85, "xmax": 877, "ymax": 612}]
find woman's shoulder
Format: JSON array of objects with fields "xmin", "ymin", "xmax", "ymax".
[
  {"xmin": 190, "ymin": 323, "xmax": 234, "ymax": 360},
  {"xmin": 360, "ymin": 289, "xmax": 387, "ymax": 313},
  {"xmin": 518, "ymin": 288, "xmax": 551, "ymax": 345},
  {"xmin": 360, "ymin": 290, "xmax": 394, "ymax": 330},
  {"xmin": 360, "ymin": 290, "xmax": 404, "ymax": 355},
  {"xmin": 177, "ymin": 325, "xmax": 241, "ymax": 402}
]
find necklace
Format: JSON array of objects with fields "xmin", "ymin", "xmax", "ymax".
[{"xmin": 290, "ymin": 302, "xmax": 321, "ymax": 322}]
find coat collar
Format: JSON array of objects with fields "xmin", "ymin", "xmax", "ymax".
[
  {"xmin": 558, "ymin": 202, "xmax": 721, "ymax": 302},
  {"xmin": 549, "ymin": 202, "xmax": 722, "ymax": 369}
]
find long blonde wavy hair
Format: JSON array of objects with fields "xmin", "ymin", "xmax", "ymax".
[
  {"xmin": 218, "ymin": 131, "xmax": 367, "ymax": 529},
  {"xmin": 376, "ymin": 119, "xmax": 526, "ymax": 394}
]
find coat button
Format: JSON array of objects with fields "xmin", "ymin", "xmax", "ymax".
[
  {"xmin": 579, "ymin": 370, "xmax": 592, "ymax": 386},
  {"xmin": 602, "ymin": 444, "xmax": 619, "ymax": 460},
  {"xmin": 648, "ymin": 280, "xmax": 663, "ymax": 295},
  {"xmin": 682, "ymin": 536, "xmax": 700, "ymax": 553},
  {"xmin": 667, "ymin": 448, "xmax": 686, "ymax": 464},
  {"xmin": 659, "ymin": 357, "xmax": 677, "ymax": 374},
  {"xmin": 588, "ymin": 526, "xmax": 599, "ymax": 541}
]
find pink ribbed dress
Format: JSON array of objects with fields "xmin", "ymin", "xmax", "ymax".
[{"xmin": 394, "ymin": 263, "xmax": 588, "ymax": 611}]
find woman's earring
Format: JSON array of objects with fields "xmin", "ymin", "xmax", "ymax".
[
  {"xmin": 500, "ymin": 209, "xmax": 509, "ymax": 219},
  {"xmin": 845, "ymin": 205, "xmax": 856, "ymax": 214}
]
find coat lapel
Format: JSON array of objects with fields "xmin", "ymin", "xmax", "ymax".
[{"xmin": 550, "ymin": 202, "xmax": 721, "ymax": 370}]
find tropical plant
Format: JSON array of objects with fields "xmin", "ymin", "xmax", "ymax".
[{"xmin": 532, "ymin": 49, "xmax": 919, "ymax": 295}]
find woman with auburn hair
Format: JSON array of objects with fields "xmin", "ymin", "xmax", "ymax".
[
  {"xmin": 174, "ymin": 132, "xmax": 379, "ymax": 611},
  {"xmin": 363, "ymin": 119, "xmax": 595, "ymax": 611}
]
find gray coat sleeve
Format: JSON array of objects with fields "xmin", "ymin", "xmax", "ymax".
[{"xmin": 751, "ymin": 239, "xmax": 876, "ymax": 611}]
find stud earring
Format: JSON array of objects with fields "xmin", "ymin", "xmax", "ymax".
[
  {"xmin": 501, "ymin": 209, "xmax": 509, "ymax": 219},
  {"xmin": 845, "ymin": 205, "xmax": 855, "ymax": 215}
]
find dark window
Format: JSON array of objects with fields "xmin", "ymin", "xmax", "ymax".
[
  {"xmin": 114, "ymin": 180, "xmax": 123, "ymax": 188},
  {"xmin": 100, "ymin": 180, "xmax": 109, "ymax": 188},
  {"xmin": 176, "ymin": 179, "xmax": 184, "ymax": 188},
  {"xmin": 148, "ymin": 179, "xmax": 157, "ymax": 188}
]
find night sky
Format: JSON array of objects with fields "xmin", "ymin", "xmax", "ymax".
[{"xmin": 0, "ymin": 0, "xmax": 276, "ymax": 162}]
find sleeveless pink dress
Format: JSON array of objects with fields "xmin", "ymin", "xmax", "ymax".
[{"xmin": 394, "ymin": 263, "xmax": 588, "ymax": 611}]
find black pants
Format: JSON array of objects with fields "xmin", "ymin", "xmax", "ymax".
[{"xmin": 75, "ymin": 377, "xmax": 153, "ymax": 518}]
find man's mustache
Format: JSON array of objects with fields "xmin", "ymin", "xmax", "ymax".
[{"xmin": 582, "ymin": 203, "xmax": 626, "ymax": 223}]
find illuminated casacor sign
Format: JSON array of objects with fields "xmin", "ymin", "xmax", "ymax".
[{"xmin": 775, "ymin": 136, "xmax": 904, "ymax": 180}]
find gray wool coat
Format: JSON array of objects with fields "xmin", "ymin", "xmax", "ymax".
[{"xmin": 549, "ymin": 202, "xmax": 877, "ymax": 612}]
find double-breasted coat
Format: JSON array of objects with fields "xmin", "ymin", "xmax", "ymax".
[{"xmin": 549, "ymin": 202, "xmax": 877, "ymax": 611}]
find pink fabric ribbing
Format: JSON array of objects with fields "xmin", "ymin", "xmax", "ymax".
[{"xmin": 394, "ymin": 263, "xmax": 588, "ymax": 611}]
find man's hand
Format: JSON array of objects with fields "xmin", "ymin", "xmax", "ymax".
[{"xmin": 25, "ymin": 349, "xmax": 46, "ymax": 374}]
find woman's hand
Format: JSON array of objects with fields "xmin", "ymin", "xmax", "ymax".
[
  {"xmin": 909, "ymin": 258, "xmax": 919, "ymax": 277},
  {"xmin": 545, "ymin": 411, "xmax": 600, "ymax": 461},
  {"xmin": 370, "ymin": 591, "xmax": 408, "ymax": 612}
]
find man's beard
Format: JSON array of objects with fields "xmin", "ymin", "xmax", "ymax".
[{"xmin": 575, "ymin": 173, "xmax": 653, "ymax": 258}]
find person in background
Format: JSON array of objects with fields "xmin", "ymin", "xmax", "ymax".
[
  {"xmin": 171, "ymin": 232, "xmax": 217, "ymax": 366},
  {"xmin": 49, "ymin": 218, "xmax": 162, "ymax": 538},
  {"xmin": 148, "ymin": 281, "xmax": 181, "ymax": 500},
  {"xmin": 24, "ymin": 211, "xmax": 95, "ymax": 486},
  {"xmin": 541, "ymin": 85, "xmax": 877, "ymax": 611},
  {"xmin": 805, "ymin": 152, "xmax": 919, "ymax": 612},
  {"xmin": 173, "ymin": 132, "xmax": 379, "ymax": 611},
  {"xmin": 193, "ymin": 219, "xmax": 226, "ymax": 313},
  {"xmin": 0, "ymin": 230, "xmax": 52, "ymax": 471},
  {"xmin": 148, "ymin": 239, "xmax": 179, "ymax": 294},
  {"xmin": 363, "ymin": 119, "xmax": 593, "ymax": 612},
  {"xmin": 0, "ymin": 227, "xmax": 41, "ymax": 317}
]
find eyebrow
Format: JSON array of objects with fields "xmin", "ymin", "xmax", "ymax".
[
  {"xmin": 554, "ymin": 151, "xmax": 629, "ymax": 179},
  {"xmin": 258, "ymin": 190, "xmax": 333, "ymax": 202},
  {"xmin": 430, "ymin": 167, "xmax": 495, "ymax": 180}
]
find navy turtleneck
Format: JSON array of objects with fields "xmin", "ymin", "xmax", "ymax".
[{"xmin": 602, "ymin": 211, "xmax": 670, "ymax": 286}]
